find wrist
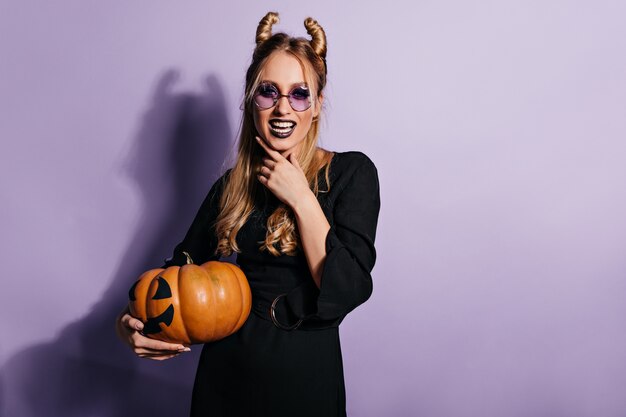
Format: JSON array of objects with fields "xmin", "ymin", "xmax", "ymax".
[{"xmin": 291, "ymin": 189, "xmax": 317, "ymax": 215}]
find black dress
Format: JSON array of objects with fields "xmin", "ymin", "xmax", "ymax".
[{"xmin": 162, "ymin": 150, "xmax": 381, "ymax": 417}]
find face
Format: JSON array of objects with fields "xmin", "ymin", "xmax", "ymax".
[{"xmin": 252, "ymin": 51, "xmax": 322, "ymax": 157}]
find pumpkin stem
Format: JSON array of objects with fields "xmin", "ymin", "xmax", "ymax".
[{"xmin": 182, "ymin": 251, "xmax": 194, "ymax": 264}]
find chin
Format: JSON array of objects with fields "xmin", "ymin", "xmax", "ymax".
[{"xmin": 262, "ymin": 133, "xmax": 302, "ymax": 152}]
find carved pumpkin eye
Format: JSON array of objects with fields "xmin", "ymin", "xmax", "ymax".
[
  {"xmin": 151, "ymin": 276, "xmax": 172, "ymax": 299},
  {"xmin": 144, "ymin": 277, "xmax": 174, "ymax": 334},
  {"xmin": 129, "ymin": 276, "xmax": 174, "ymax": 335}
]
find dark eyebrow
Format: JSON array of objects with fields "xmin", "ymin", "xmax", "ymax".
[{"xmin": 260, "ymin": 80, "xmax": 309, "ymax": 90}]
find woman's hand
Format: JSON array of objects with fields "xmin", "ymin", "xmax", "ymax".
[
  {"xmin": 115, "ymin": 307, "xmax": 190, "ymax": 360},
  {"xmin": 255, "ymin": 136, "xmax": 313, "ymax": 209}
]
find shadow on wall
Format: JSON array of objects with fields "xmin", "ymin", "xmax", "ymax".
[{"xmin": 0, "ymin": 70, "xmax": 234, "ymax": 417}]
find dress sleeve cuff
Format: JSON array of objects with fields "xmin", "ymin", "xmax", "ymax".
[
  {"xmin": 316, "ymin": 226, "xmax": 374, "ymax": 321},
  {"xmin": 284, "ymin": 226, "xmax": 374, "ymax": 329}
]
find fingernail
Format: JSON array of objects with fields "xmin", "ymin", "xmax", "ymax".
[
  {"xmin": 135, "ymin": 323, "xmax": 143, "ymax": 330},
  {"xmin": 183, "ymin": 347, "xmax": 191, "ymax": 352}
]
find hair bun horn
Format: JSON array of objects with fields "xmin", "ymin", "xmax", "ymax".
[
  {"xmin": 256, "ymin": 12, "xmax": 279, "ymax": 46},
  {"xmin": 304, "ymin": 17, "xmax": 327, "ymax": 59}
]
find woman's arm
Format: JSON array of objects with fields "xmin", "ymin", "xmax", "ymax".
[
  {"xmin": 285, "ymin": 155, "xmax": 381, "ymax": 328},
  {"xmin": 115, "ymin": 171, "xmax": 230, "ymax": 359},
  {"xmin": 161, "ymin": 169, "xmax": 231, "ymax": 268},
  {"xmin": 292, "ymin": 192, "xmax": 331, "ymax": 289},
  {"xmin": 255, "ymin": 139, "xmax": 380, "ymax": 327},
  {"xmin": 255, "ymin": 136, "xmax": 331, "ymax": 288}
]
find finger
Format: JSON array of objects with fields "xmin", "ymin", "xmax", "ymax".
[
  {"xmin": 139, "ymin": 352, "xmax": 181, "ymax": 360},
  {"xmin": 150, "ymin": 354, "xmax": 180, "ymax": 361},
  {"xmin": 288, "ymin": 153, "xmax": 300, "ymax": 168},
  {"xmin": 255, "ymin": 136, "xmax": 283, "ymax": 161},
  {"xmin": 262, "ymin": 157, "xmax": 276, "ymax": 169},
  {"xmin": 123, "ymin": 314, "xmax": 144, "ymax": 331},
  {"xmin": 259, "ymin": 166, "xmax": 271, "ymax": 177},
  {"xmin": 134, "ymin": 335, "xmax": 188, "ymax": 352},
  {"xmin": 135, "ymin": 346, "xmax": 189, "ymax": 355}
]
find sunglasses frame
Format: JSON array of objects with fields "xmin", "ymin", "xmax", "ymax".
[{"xmin": 252, "ymin": 82, "xmax": 313, "ymax": 112}]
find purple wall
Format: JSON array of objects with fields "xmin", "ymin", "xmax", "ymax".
[{"xmin": 1, "ymin": 1, "xmax": 625, "ymax": 416}]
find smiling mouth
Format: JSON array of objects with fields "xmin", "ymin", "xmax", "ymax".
[{"xmin": 268, "ymin": 120, "xmax": 296, "ymax": 138}]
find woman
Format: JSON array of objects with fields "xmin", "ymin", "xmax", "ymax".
[{"xmin": 116, "ymin": 11, "xmax": 380, "ymax": 417}]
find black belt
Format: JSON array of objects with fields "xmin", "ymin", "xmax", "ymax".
[{"xmin": 251, "ymin": 286, "xmax": 338, "ymax": 331}]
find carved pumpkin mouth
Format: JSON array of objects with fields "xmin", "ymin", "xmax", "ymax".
[
  {"xmin": 143, "ymin": 304, "xmax": 174, "ymax": 334},
  {"xmin": 129, "ymin": 276, "xmax": 174, "ymax": 335}
]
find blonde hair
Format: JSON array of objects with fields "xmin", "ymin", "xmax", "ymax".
[{"xmin": 215, "ymin": 11, "xmax": 332, "ymax": 257}]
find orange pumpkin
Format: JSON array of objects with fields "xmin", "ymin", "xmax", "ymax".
[{"xmin": 128, "ymin": 252, "xmax": 251, "ymax": 345}]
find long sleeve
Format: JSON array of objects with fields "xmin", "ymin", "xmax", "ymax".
[
  {"xmin": 161, "ymin": 170, "xmax": 230, "ymax": 268},
  {"xmin": 285, "ymin": 155, "xmax": 381, "ymax": 329}
]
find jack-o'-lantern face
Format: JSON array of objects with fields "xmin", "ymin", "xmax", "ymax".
[
  {"xmin": 127, "ymin": 260, "xmax": 252, "ymax": 345},
  {"xmin": 129, "ymin": 276, "xmax": 174, "ymax": 335}
]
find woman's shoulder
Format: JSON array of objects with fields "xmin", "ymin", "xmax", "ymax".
[
  {"xmin": 200, "ymin": 168, "xmax": 233, "ymax": 203},
  {"xmin": 324, "ymin": 150, "xmax": 379, "ymax": 200},
  {"xmin": 216, "ymin": 167, "xmax": 234, "ymax": 186},
  {"xmin": 331, "ymin": 150, "xmax": 378, "ymax": 177}
]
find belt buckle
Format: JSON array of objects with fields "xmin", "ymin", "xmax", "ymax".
[{"xmin": 270, "ymin": 293, "xmax": 303, "ymax": 331}]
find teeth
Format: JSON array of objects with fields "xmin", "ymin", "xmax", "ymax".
[
  {"xmin": 270, "ymin": 121, "xmax": 295, "ymax": 128},
  {"xmin": 270, "ymin": 126, "xmax": 293, "ymax": 134}
]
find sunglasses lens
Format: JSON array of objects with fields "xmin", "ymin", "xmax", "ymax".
[
  {"xmin": 289, "ymin": 87, "xmax": 311, "ymax": 111},
  {"xmin": 253, "ymin": 84, "xmax": 312, "ymax": 111},
  {"xmin": 254, "ymin": 84, "xmax": 278, "ymax": 109}
]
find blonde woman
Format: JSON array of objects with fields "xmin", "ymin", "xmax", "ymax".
[{"xmin": 116, "ymin": 11, "xmax": 380, "ymax": 417}]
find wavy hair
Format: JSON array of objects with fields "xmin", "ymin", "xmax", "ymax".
[{"xmin": 215, "ymin": 11, "xmax": 333, "ymax": 257}]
